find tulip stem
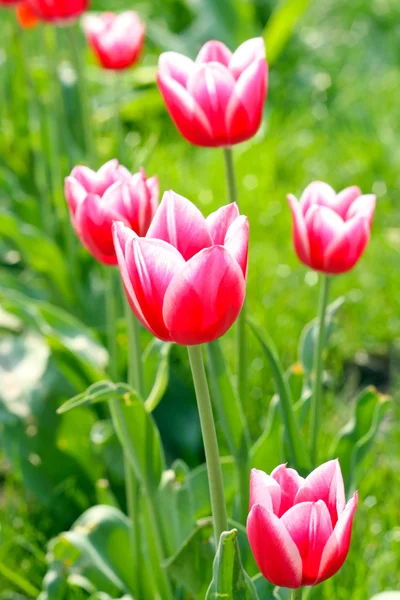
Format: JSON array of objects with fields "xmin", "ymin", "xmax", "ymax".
[
  {"xmin": 310, "ymin": 274, "xmax": 331, "ymax": 466},
  {"xmin": 112, "ymin": 71, "xmax": 126, "ymax": 166},
  {"xmin": 222, "ymin": 147, "xmax": 248, "ymax": 421},
  {"xmin": 104, "ymin": 266, "xmax": 119, "ymax": 381},
  {"xmin": 124, "ymin": 294, "xmax": 146, "ymax": 399},
  {"xmin": 187, "ymin": 345, "xmax": 228, "ymax": 540},
  {"xmin": 292, "ymin": 588, "xmax": 303, "ymax": 600},
  {"xmin": 66, "ymin": 24, "xmax": 96, "ymax": 164}
]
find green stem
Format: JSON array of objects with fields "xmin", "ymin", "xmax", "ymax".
[
  {"xmin": 124, "ymin": 455, "xmax": 142, "ymax": 600},
  {"xmin": 104, "ymin": 266, "xmax": 119, "ymax": 381},
  {"xmin": 124, "ymin": 294, "xmax": 145, "ymax": 398},
  {"xmin": 310, "ymin": 275, "xmax": 331, "ymax": 466},
  {"xmin": 187, "ymin": 345, "xmax": 228, "ymax": 539},
  {"xmin": 66, "ymin": 24, "xmax": 95, "ymax": 163},
  {"xmin": 292, "ymin": 588, "xmax": 303, "ymax": 600},
  {"xmin": 222, "ymin": 147, "xmax": 248, "ymax": 426}
]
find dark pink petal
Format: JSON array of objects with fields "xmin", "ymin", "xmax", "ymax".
[
  {"xmin": 229, "ymin": 37, "xmax": 266, "ymax": 79},
  {"xmin": 315, "ymin": 493, "xmax": 358, "ymax": 585},
  {"xmin": 64, "ymin": 176, "xmax": 87, "ymax": 220},
  {"xmin": 105, "ymin": 179, "xmax": 153, "ymax": 237},
  {"xmin": 226, "ymin": 58, "xmax": 267, "ymax": 143},
  {"xmin": 247, "ymin": 504, "xmax": 302, "ymax": 588},
  {"xmin": 300, "ymin": 181, "xmax": 336, "ymax": 217},
  {"xmin": 281, "ymin": 501, "xmax": 333, "ymax": 585},
  {"xmin": 224, "ymin": 215, "xmax": 249, "ymax": 277},
  {"xmin": 157, "ymin": 72, "xmax": 214, "ymax": 146},
  {"xmin": 146, "ymin": 191, "xmax": 212, "ymax": 260},
  {"xmin": 70, "ymin": 165, "xmax": 99, "ymax": 194},
  {"xmin": 187, "ymin": 63, "xmax": 236, "ymax": 144},
  {"xmin": 287, "ymin": 194, "xmax": 311, "ymax": 266},
  {"xmin": 195, "ymin": 40, "xmax": 232, "ymax": 66},
  {"xmin": 345, "ymin": 194, "xmax": 376, "ymax": 226},
  {"xmin": 295, "ymin": 460, "xmax": 345, "ymax": 526},
  {"xmin": 206, "ymin": 203, "xmax": 240, "ymax": 245},
  {"xmin": 163, "ymin": 246, "xmax": 245, "ymax": 345},
  {"xmin": 250, "ymin": 468, "xmax": 281, "ymax": 514},
  {"xmin": 305, "ymin": 205, "xmax": 344, "ymax": 272},
  {"xmin": 324, "ymin": 214, "xmax": 370, "ymax": 274},
  {"xmin": 124, "ymin": 236, "xmax": 185, "ymax": 341},
  {"xmin": 158, "ymin": 51, "xmax": 194, "ymax": 87},
  {"xmin": 271, "ymin": 464, "xmax": 304, "ymax": 517},
  {"xmin": 334, "ymin": 186, "xmax": 361, "ymax": 219}
]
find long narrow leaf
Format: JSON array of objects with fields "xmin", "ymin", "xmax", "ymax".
[{"xmin": 263, "ymin": 0, "xmax": 312, "ymax": 65}]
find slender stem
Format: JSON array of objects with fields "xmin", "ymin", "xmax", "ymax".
[
  {"xmin": 112, "ymin": 71, "xmax": 125, "ymax": 164},
  {"xmin": 310, "ymin": 275, "xmax": 331, "ymax": 466},
  {"xmin": 124, "ymin": 455, "xmax": 142, "ymax": 599},
  {"xmin": 292, "ymin": 588, "xmax": 303, "ymax": 600},
  {"xmin": 104, "ymin": 266, "xmax": 119, "ymax": 381},
  {"xmin": 187, "ymin": 345, "xmax": 228, "ymax": 540},
  {"xmin": 66, "ymin": 24, "xmax": 95, "ymax": 163},
  {"xmin": 222, "ymin": 147, "xmax": 248, "ymax": 417},
  {"xmin": 124, "ymin": 293, "xmax": 145, "ymax": 398}
]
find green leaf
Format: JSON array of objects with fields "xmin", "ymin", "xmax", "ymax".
[
  {"xmin": 299, "ymin": 296, "xmax": 345, "ymax": 375},
  {"xmin": 187, "ymin": 457, "xmax": 237, "ymax": 520},
  {"xmin": 248, "ymin": 319, "xmax": 311, "ymax": 473},
  {"xmin": 0, "ymin": 210, "xmax": 73, "ymax": 303},
  {"xmin": 40, "ymin": 505, "xmax": 154, "ymax": 600},
  {"xmin": 58, "ymin": 381, "xmax": 165, "ymax": 494},
  {"xmin": 205, "ymin": 340, "xmax": 250, "ymax": 464},
  {"xmin": 143, "ymin": 339, "xmax": 172, "ymax": 412},
  {"xmin": 250, "ymin": 395, "xmax": 284, "ymax": 473},
  {"xmin": 263, "ymin": 0, "xmax": 312, "ymax": 66},
  {"xmin": 164, "ymin": 518, "xmax": 214, "ymax": 600},
  {"xmin": 330, "ymin": 386, "xmax": 391, "ymax": 490},
  {"xmin": 206, "ymin": 529, "xmax": 258, "ymax": 600}
]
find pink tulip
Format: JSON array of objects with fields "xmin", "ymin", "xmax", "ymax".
[
  {"xmin": 287, "ymin": 182, "xmax": 375, "ymax": 274},
  {"xmin": 157, "ymin": 38, "xmax": 268, "ymax": 147},
  {"xmin": 247, "ymin": 460, "xmax": 358, "ymax": 588},
  {"xmin": 65, "ymin": 160, "xmax": 159, "ymax": 265},
  {"xmin": 113, "ymin": 192, "xmax": 248, "ymax": 345},
  {"xmin": 82, "ymin": 11, "xmax": 145, "ymax": 71},
  {"xmin": 27, "ymin": 0, "xmax": 88, "ymax": 22}
]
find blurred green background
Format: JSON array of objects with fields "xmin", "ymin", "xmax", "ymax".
[{"xmin": 1, "ymin": 0, "xmax": 400, "ymax": 598}]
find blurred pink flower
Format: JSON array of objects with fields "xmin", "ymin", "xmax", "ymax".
[
  {"xmin": 157, "ymin": 38, "xmax": 268, "ymax": 147},
  {"xmin": 113, "ymin": 192, "xmax": 248, "ymax": 344},
  {"xmin": 65, "ymin": 160, "xmax": 158, "ymax": 265},
  {"xmin": 82, "ymin": 11, "xmax": 145, "ymax": 71},
  {"xmin": 287, "ymin": 182, "xmax": 375, "ymax": 274},
  {"xmin": 27, "ymin": 0, "xmax": 88, "ymax": 22},
  {"xmin": 247, "ymin": 460, "xmax": 358, "ymax": 588}
]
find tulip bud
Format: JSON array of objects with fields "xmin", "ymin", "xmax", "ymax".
[
  {"xmin": 247, "ymin": 460, "xmax": 358, "ymax": 588},
  {"xmin": 64, "ymin": 160, "xmax": 159, "ymax": 265},
  {"xmin": 113, "ymin": 192, "xmax": 249, "ymax": 345},
  {"xmin": 287, "ymin": 182, "xmax": 375, "ymax": 274},
  {"xmin": 157, "ymin": 38, "xmax": 268, "ymax": 147},
  {"xmin": 82, "ymin": 11, "xmax": 145, "ymax": 71}
]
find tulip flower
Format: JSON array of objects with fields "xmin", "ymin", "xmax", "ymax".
[
  {"xmin": 287, "ymin": 182, "xmax": 376, "ymax": 274},
  {"xmin": 157, "ymin": 38, "xmax": 268, "ymax": 147},
  {"xmin": 113, "ymin": 192, "xmax": 248, "ymax": 345},
  {"xmin": 247, "ymin": 460, "xmax": 358, "ymax": 589},
  {"xmin": 16, "ymin": 1, "xmax": 38, "ymax": 27},
  {"xmin": 27, "ymin": 0, "xmax": 88, "ymax": 22},
  {"xmin": 65, "ymin": 160, "xmax": 159, "ymax": 265},
  {"xmin": 0, "ymin": 0, "xmax": 20, "ymax": 5},
  {"xmin": 82, "ymin": 11, "xmax": 145, "ymax": 71}
]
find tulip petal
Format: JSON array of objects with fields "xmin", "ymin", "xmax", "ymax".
[
  {"xmin": 206, "ymin": 203, "xmax": 240, "ymax": 245},
  {"xmin": 187, "ymin": 63, "xmax": 236, "ymax": 143},
  {"xmin": 158, "ymin": 51, "xmax": 194, "ymax": 87},
  {"xmin": 315, "ymin": 493, "xmax": 358, "ymax": 585},
  {"xmin": 64, "ymin": 176, "xmax": 87, "ymax": 220},
  {"xmin": 224, "ymin": 215, "xmax": 249, "ymax": 277},
  {"xmin": 146, "ymin": 191, "xmax": 212, "ymax": 260},
  {"xmin": 345, "ymin": 194, "xmax": 376, "ymax": 225},
  {"xmin": 157, "ymin": 72, "xmax": 214, "ymax": 146},
  {"xmin": 195, "ymin": 40, "xmax": 232, "ymax": 66},
  {"xmin": 250, "ymin": 468, "xmax": 281, "ymax": 514},
  {"xmin": 300, "ymin": 181, "xmax": 336, "ymax": 216},
  {"xmin": 281, "ymin": 500, "xmax": 333, "ymax": 585},
  {"xmin": 324, "ymin": 214, "xmax": 371, "ymax": 274},
  {"xmin": 305, "ymin": 205, "xmax": 344, "ymax": 271},
  {"xmin": 123, "ymin": 235, "xmax": 186, "ymax": 341},
  {"xmin": 287, "ymin": 194, "xmax": 311, "ymax": 265},
  {"xmin": 295, "ymin": 460, "xmax": 345, "ymax": 526},
  {"xmin": 334, "ymin": 186, "xmax": 362, "ymax": 219},
  {"xmin": 163, "ymin": 245, "xmax": 245, "ymax": 345},
  {"xmin": 226, "ymin": 58, "xmax": 267, "ymax": 143},
  {"xmin": 229, "ymin": 37, "xmax": 266, "ymax": 79},
  {"xmin": 271, "ymin": 464, "xmax": 304, "ymax": 518},
  {"xmin": 247, "ymin": 504, "xmax": 302, "ymax": 588}
]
